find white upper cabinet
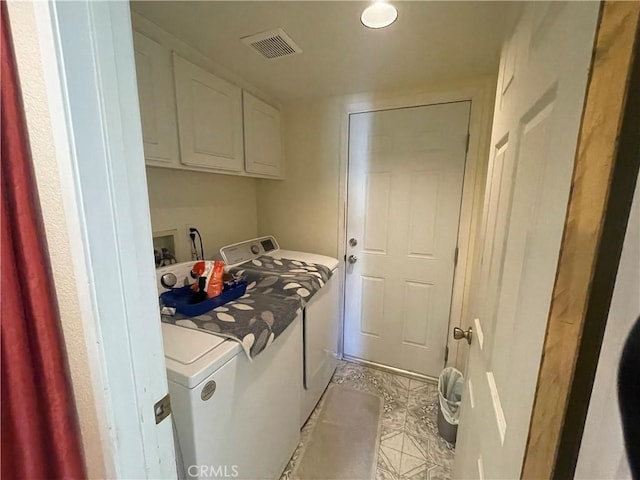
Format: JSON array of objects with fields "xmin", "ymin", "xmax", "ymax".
[
  {"xmin": 133, "ymin": 32, "xmax": 180, "ymax": 166},
  {"xmin": 132, "ymin": 18, "xmax": 282, "ymax": 179},
  {"xmin": 173, "ymin": 54, "xmax": 244, "ymax": 172},
  {"xmin": 243, "ymin": 92, "xmax": 283, "ymax": 178}
]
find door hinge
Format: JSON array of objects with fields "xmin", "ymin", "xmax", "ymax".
[
  {"xmin": 154, "ymin": 393, "xmax": 172, "ymax": 424},
  {"xmin": 465, "ymin": 132, "xmax": 470, "ymax": 153},
  {"xmin": 454, "ymin": 246, "xmax": 459, "ymax": 266},
  {"xmin": 444, "ymin": 345, "xmax": 449, "ymax": 364}
]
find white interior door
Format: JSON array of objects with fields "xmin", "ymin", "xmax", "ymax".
[
  {"xmin": 453, "ymin": 2, "xmax": 600, "ymax": 478},
  {"xmin": 344, "ymin": 102, "xmax": 470, "ymax": 377}
]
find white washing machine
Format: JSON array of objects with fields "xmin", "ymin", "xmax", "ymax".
[
  {"xmin": 156, "ymin": 264, "xmax": 302, "ymax": 480},
  {"xmin": 220, "ymin": 236, "xmax": 340, "ymax": 427}
]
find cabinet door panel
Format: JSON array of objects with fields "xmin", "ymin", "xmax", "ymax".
[
  {"xmin": 133, "ymin": 32, "xmax": 179, "ymax": 165},
  {"xmin": 174, "ymin": 55, "xmax": 244, "ymax": 172},
  {"xmin": 192, "ymin": 81, "xmax": 234, "ymax": 157},
  {"xmin": 243, "ymin": 92, "xmax": 283, "ymax": 178}
]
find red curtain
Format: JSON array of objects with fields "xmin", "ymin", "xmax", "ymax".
[{"xmin": 1, "ymin": 4, "xmax": 86, "ymax": 479}]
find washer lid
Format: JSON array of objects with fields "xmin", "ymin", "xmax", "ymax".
[
  {"xmin": 161, "ymin": 323, "xmax": 227, "ymax": 365},
  {"xmin": 271, "ymin": 250, "xmax": 339, "ymax": 271}
]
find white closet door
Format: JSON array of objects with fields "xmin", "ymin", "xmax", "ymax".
[
  {"xmin": 173, "ymin": 54, "xmax": 244, "ymax": 172},
  {"xmin": 133, "ymin": 31, "xmax": 179, "ymax": 166},
  {"xmin": 243, "ymin": 92, "xmax": 283, "ymax": 178},
  {"xmin": 453, "ymin": 2, "xmax": 600, "ymax": 478}
]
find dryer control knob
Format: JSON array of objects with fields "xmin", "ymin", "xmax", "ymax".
[{"xmin": 160, "ymin": 273, "xmax": 177, "ymax": 289}]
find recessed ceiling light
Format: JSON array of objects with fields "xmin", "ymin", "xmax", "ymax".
[{"xmin": 361, "ymin": 2, "xmax": 398, "ymax": 29}]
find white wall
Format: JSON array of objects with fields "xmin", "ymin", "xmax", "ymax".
[
  {"xmin": 7, "ymin": 2, "xmax": 106, "ymax": 477},
  {"xmin": 257, "ymin": 79, "xmax": 495, "ymax": 260},
  {"xmin": 574, "ymin": 180, "xmax": 640, "ymax": 480},
  {"xmin": 257, "ymin": 98, "xmax": 343, "ymax": 257},
  {"xmin": 146, "ymin": 167, "xmax": 259, "ymax": 261}
]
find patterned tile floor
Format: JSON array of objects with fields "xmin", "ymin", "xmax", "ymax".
[{"xmin": 282, "ymin": 359, "xmax": 454, "ymax": 480}]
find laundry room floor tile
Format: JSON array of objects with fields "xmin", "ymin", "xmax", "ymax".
[
  {"xmin": 426, "ymin": 464, "xmax": 449, "ymax": 480},
  {"xmin": 399, "ymin": 452, "xmax": 428, "ymax": 478},
  {"xmin": 379, "ymin": 445, "xmax": 403, "ymax": 474},
  {"xmin": 377, "ymin": 467, "xmax": 398, "ymax": 480},
  {"xmin": 402, "ymin": 432, "xmax": 429, "ymax": 461},
  {"xmin": 281, "ymin": 360, "xmax": 454, "ymax": 480},
  {"xmin": 382, "ymin": 407, "xmax": 408, "ymax": 430},
  {"xmin": 380, "ymin": 426, "xmax": 405, "ymax": 452}
]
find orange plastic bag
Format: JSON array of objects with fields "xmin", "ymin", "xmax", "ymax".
[
  {"xmin": 207, "ymin": 261, "xmax": 225, "ymax": 298},
  {"xmin": 190, "ymin": 260, "xmax": 225, "ymax": 298}
]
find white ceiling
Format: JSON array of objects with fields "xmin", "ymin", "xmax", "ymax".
[{"xmin": 131, "ymin": 1, "xmax": 511, "ymax": 104}]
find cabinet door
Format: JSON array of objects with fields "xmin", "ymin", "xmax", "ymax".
[
  {"xmin": 173, "ymin": 54, "xmax": 244, "ymax": 172},
  {"xmin": 133, "ymin": 32, "xmax": 179, "ymax": 165},
  {"xmin": 243, "ymin": 92, "xmax": 282, "ymax": 178}
]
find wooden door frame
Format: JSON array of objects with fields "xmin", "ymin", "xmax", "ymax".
[
  {"xmin": 336, "ymin": 79, "xmax": 496, "ymax": 377},
  {"xmin": 522, "ymin": 2, "xmax": 640, "ymax": 478}
]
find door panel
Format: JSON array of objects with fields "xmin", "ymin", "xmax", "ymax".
[
  {"xmin": 453, "ymin": 2, "xmax": 599, "ymax": 478},
  {"xmin": 408, "ymin": 173, "xmax": 439, "ymax": 257},
  {"xmin": 360, "ymin": 276, "xmax": 385, "ymax": 336},
  {"xmin": 344, "ymin": 102, "xmax": 470, "ymax": 377},
  {"xmin": 363, "ymin": 173, "xmax": 391, "ymax": 253},
  {"xmin": 401, "ymin": 281, "xmax": 433, "ymax": 347}
]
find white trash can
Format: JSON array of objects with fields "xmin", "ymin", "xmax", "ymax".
[{"xmin": 437, "ymin": 367, "xmax": 464, "ymax": 444}]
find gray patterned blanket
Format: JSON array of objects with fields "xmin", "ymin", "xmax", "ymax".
[{"xmin": 161, "ymin": 256, "xmax": 333, "ymax": 358}]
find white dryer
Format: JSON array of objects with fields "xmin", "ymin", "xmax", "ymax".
[
  {"xmin": 221, "ymin": 236, "xmax": 340, "ymax": 427},
  {"xmin": 156, "ymin": 263, "xmax": 302, "ymax": 480}
]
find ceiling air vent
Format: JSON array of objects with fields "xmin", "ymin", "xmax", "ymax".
[{"xmin": 241, "ymin": 28, "xmax": 302, "ymax": 59}]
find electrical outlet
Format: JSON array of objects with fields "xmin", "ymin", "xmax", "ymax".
[
  {"xmin": 185, "ymin": 224, "xmax": 197, "ymax": 239},
  {"xmin": 185, "ymin": 224, "xmax": 198, "ymax": 260}
]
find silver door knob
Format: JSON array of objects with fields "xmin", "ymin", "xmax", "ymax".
[
  {"xmin": 348, "ymin": 255, "xmax": 358, "ymax": 264},
  {"xmin": 349, "ymin": 238, "xmax": 358, "ymax": 247},
  {"xmin": 453, "ymin": 326, "xmax": 473, "ymax": 345}
]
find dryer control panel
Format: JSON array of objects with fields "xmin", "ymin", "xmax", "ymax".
[{"xmin": 220, "ymin": 236, "xmax": 280, "ymax": 266}]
